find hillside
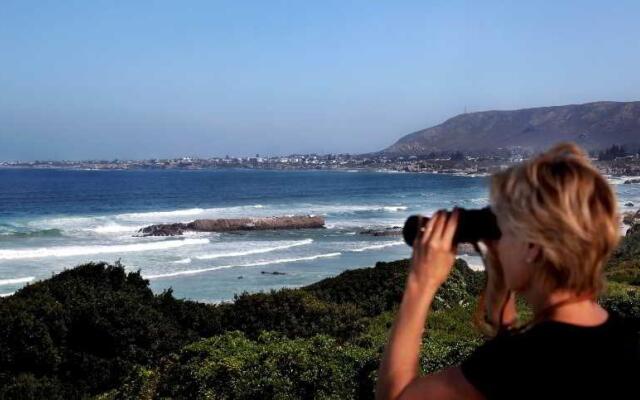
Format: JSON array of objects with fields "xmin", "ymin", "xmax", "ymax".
[{"xmin": 380, "ymin": 101, "xmax": 640, "ymax": 156}]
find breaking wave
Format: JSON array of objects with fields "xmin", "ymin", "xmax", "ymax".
[
  {"xmin": 195, "ymin": 239, "xmax": 313, "ymax": 260},
  {"xmin": 0, "ymin": 238, "xmax": 210, "ymax": 260},
  {"xmin": 146, "ymin": 252, "xmax": 342, "ymax": 279}
]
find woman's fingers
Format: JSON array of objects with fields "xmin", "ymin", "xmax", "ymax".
[
  {"xmin": 420, "ymin": 211, "xmax": 438, "ymax": 246},
  {"xmin": 434, "ymin": 209, "xmax": 449, "ymax": 241},
  {"xmin": 442, "ymin": 208, "xmax": 459, "ymax": 249},
  {"xmin": 429, "ymin": 210, "xmax": 448, "ymax": 243},
  {"xmin": 416, "ymin": 208, "xmax": 459, "ymax": 252}
]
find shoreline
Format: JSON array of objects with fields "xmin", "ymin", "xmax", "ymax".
[{"xmin": 3, "ymin": 165, "xmax": 640, "ymax": 184}]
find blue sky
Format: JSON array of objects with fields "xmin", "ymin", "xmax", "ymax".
[{"xmin": 1, "ymin": 1, "xmax": 639, "ymax": 160}]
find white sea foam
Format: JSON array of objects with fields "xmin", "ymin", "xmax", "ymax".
[
  {"xmin": 0, "ymin": 292, "xmax": 15, "ymax": 297},
  {"xmin": 457, "ymin": 255, "xmax": 485, "ymax": 271},
  {"xmin": 116, "ymin": 208, "xmax": 205, "ymax": 220},
  {"xmin": 35, "ymin": 216, "xmax": 97, "ymax": 229},
  {"xmin": 607, "ymin": 175, "xmax": 640, "ymax": 185},
  {"xmin": 315, "ymin": 204, "xmax": 408, "ymax": 215},
  {"xmin": 146, "ymin": 252, "xmax": 342, "ymax": 279},
  {"xmin": 115, "ymin": 204, "xmax": 266, "ymax": 221},
  {"xmin": 174, "ymin": 258, "xmax": 192, "ymax": 264},
  {"xmin": 0, "ymin": 238, "xmax": 209, "ymax": 260},
  {"xmin": 348, "ymin": 241, "xmax": 405, "ymax": 252},
  {"xmin": 195, "ymin": 239, "xmax": 313, "ymax": 260},
  {"xmin": 382, "ymin": 206, "xmax": 408, "ymax": 212},
  {"xmin": 462, "ymin": 197, "xmax": 490, "ymax": 205},
  {"xmin": 87, "ymin": 223, "xmax": 142, "ymax": 234},
  {"xmin": 35, "ymin": 203, "xmax": 405, "ymax": 235},
  {"xmin": 0, "ymin": 276, "xmax": 35, "ymax": 286},
  {"xmin": 449, "ymin": 172, "xmax": 490, "ymax": 178}
]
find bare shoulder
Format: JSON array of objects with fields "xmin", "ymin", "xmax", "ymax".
[{"xmin": 397, "ymin": 366, "xmax": 484, "ymax": 400}]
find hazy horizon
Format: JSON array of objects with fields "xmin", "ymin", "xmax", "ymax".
[{"xmin": 2, "ymin": 1, "xmax": 640, "ymax": 161}]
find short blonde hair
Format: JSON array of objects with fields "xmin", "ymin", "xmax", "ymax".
[{"xmin": 489, "ymin": 141, "xmax": 620, "ymax": 296}]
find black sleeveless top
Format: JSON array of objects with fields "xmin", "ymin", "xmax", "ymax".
[{"xmin": 460, "ymin": 313, "xmax": 640, "ymax": 399}]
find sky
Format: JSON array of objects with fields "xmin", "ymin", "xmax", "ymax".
[{"xmin": 1, "ymin": 1, "xmax": 639, "ymax": 161}]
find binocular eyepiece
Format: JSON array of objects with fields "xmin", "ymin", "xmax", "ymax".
[{"xmin": 402, "ymin": 206, "xmax": 501, "ymax": 247}]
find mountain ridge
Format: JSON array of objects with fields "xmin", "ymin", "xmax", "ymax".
[{"xmin": 377, "ymin": 101, "xmax": 640, "ymax": 156}]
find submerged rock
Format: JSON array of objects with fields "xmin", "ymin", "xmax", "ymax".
[
  {"xmin": 137, "ymin": 215, "xmax": 325, "ymax": 237},
  {"xmin": 358, "ymin": 227, "xmax": 402, "ymax": 236},
  {"xmin": 137, "ymin": 222, "xmax": 190, "ymax": 236},
  {"xmin": 622, "ymin": 209, "xmax": 640, "ymax": 226},
  {"xmin": 626, "ymin": 222, "xmax": 640, "ymax": 237}
]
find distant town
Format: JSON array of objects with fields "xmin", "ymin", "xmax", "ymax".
[{"xmin": 2, "ymin": 145, "xmax": 640, "ymax": 181}]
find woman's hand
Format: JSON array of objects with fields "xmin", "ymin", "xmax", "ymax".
[{"xmin": 408, "ymin": 208, "xmax": 460, "ymax": 290}]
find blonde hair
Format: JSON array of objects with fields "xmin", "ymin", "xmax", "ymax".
[{"xmin": 478, "ymin": 142, "xmax": 621, "ymax": 334}]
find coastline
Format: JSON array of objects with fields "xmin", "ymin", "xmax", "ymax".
[
  {"xmin": 0, "ymin": 168, "xmax": 637, "ymax": 303},
  {"xmin": 4, "ymin": 164, "xmax": 640, "ymax": 185}
]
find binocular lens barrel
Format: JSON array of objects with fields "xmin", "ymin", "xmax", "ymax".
[{"xmin": 402, "ymin": 206, "xmax": 501, "ymax": 246}]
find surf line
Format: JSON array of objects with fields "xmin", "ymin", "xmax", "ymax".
[
  {"xmin": 195, "ymin": 238, "xmax": 314, "ymax": 260},
  {"xmin": 147, "ymin": 252, "xmax": 341, "ymax": 280},
  {"xmin": 0, "ymin": 238, "xmax": 210, "ymax": 260}
]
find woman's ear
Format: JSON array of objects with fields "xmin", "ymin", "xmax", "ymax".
[{"xmin": 526, "ymin": 242, "xmax": 541, "ymax": 264}]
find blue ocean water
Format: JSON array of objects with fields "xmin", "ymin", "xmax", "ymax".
[{"xmin": 0, "ymin": 168, "xmax": 638, "ymax": 302}]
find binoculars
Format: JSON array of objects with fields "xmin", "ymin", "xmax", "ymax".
[{"xmin": 402, "ymin": 206, "xmax": 501, "ymax": 247}]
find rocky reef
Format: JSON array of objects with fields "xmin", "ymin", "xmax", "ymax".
[
  {"xmin": 137, "ymin": 215, "xmax": 325, "ymax": 236},
  {"xmin": 358, "ymin": 227, "xmax": 402, "ymax": 236},
  {"xmin": 623, "ymin": 209, "xmax": 640, "ymax": 227}
]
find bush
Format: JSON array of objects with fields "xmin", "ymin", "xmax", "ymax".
[
  {"xmin": 600, "ymin": 283, "xmax": 640, "ymax": 330},
  {"xmin": 0, "ymin": 262, "xmax": 219, "ymax": 398},
  {"xmin": 606, "ymin": 225, "xmax": 640, "ymax": 285},
  {"xmin": 216, "ymin": 289, "xmax": 368, "ymax": 342},
  {"xmin": 157, "ymin": 331, "xmax": 378, "ymax": 400},
  {"xmin": 305, "ymin": 258, "xmax": 483, "ymax": 316}
]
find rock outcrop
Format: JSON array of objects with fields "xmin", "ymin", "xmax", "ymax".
[
  {"xmin": 358, "ymin": 227, "xmax": 402, "ymax": 237},
  {"xmin": 137, "ymin": 215, "xmax": 325, "ymax": 237},
  {"xmin": 622, "ymin": 209, "xmax": 640, "ymax": 226},
  {"xmin": 626, "ymin": 223, "xmax": 640, "ymax": 237}
]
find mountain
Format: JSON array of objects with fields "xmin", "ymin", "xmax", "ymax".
[{"xmin": 379, "ymin": 101, "xmax": 640, "ymax": 156}]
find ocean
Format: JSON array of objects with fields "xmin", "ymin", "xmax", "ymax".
[{"xmin": 1, "ymin": 168, "xmax": 638, "ymax": 302}]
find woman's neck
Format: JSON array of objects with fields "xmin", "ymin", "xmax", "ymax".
[{"xmin": 524, "ymin": 289, "xmax": 609, "ymax": 327}]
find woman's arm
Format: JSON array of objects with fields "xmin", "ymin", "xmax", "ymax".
[
  {"xmin": 375, "ymin": 277, "xmax": 438, "ymax": 400},
  {"xmin": 375, "ymin": 209, "xmax": 483, "ymax": 400}
]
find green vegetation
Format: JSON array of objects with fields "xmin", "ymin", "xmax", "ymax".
[
  {"xmin": 597, "ymin": 144, "xmax": 628, "ymax": 161},
  {"xmin": 1, "ymin": 227, "xmax": 639, "ymax": 399},
  {"xmin": 606, "ymin": 226, "xmax": 640, "ymax": 285}
]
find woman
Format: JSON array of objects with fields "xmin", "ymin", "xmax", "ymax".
[{"xmin": 376, "ymin": 142, "xmax": 639, "ymax": 399}]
